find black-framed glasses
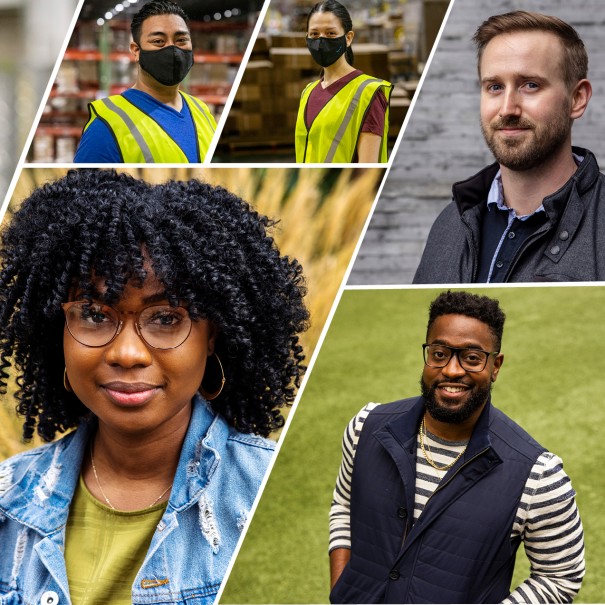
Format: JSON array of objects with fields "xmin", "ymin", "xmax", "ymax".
[
  {"xmin": 422, "ymin": 343, "xmax": 499, "ymax": 373},
  {"xmin": 62, "ymin": 301, "xmax": 193, "ymax": 350}
]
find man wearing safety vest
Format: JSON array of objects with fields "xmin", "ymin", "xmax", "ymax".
[{"xmin": 74, "ymin": 0, "xmax": 216, "ymax": 163}]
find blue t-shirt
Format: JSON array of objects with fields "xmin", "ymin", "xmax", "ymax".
[{"xmin": 74, "ymin": 88, "xmax": 199, "ymax": 163}]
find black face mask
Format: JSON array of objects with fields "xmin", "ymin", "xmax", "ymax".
[
  {"xmin": 306, "ymin": 35, "xmax": 348, "ymax": 68},
  {"xmin": 138, "ymin": 45, "xmax": 194, "ymax": 86}
]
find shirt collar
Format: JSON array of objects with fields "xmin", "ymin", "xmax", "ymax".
[{"xmin": 486, "ymin": 153, "xmax": 585, "ymax": 220}]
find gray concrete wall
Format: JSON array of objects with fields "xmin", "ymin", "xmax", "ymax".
[{"xmin": 349, "ymin": 0, "xmax": 605, "ymax": 284}]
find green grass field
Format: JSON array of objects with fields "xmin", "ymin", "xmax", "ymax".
[{"xmin": 220, "ymin": 286, "xmax": 605, "ymax": 604}]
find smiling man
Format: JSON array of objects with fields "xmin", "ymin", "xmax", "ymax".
[
  {"xmin": 74, "ymin": 0, "xmax": 216, "ymax": 163},
  {"xmin": 414, "ymin": 11, "xmax": 605, "ymax": 282},
  {"xmin": 329, "ymin": 291, "xmax": 585, "ymax": 603}
]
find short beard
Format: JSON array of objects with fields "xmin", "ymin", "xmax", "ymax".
[
  {"xmin": 481, "ymin": 110, "xmax": 572, "ymax": 172},
  {"xmin": 420, "ymin": 376, "xmax": 491, "ymax": 424}
]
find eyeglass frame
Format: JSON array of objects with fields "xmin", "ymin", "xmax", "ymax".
[
  {"xmin": 61, "ymin": 300, "xmax": 194, "ymax": 350},
  {"xmin": 422, "ymin": 343, "xmax": 499, "ymax": 373}
]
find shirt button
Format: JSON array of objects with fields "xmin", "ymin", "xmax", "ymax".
[
  {"xmin": 389, "ymin": 569, "xmax": 400, "ymax": 580},
  {"xmin": 559, "ymin": 230, "xmax": 569, "ymax": 241},
  {"xmin": 550, "ymin": 245, "xmax": 561, "ymax": 255},
  {"xmin": 397, "ymin": 507, "xmax": 408, "ymax": 519},
  {"xmin": 41, "ymin": 592, "xmax": 59, "ymax": 605},
  {"xmin": 507, "ymin": 231, "xmax": 516, "ymax": 239},
  {"xmin": 496, "ymin": 261, "xmax": 504, "ymax": 268}
]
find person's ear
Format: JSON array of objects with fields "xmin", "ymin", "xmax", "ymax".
[
  {"xmin": 491, "ymin": 353, "xmax": 504, "ymax": 382},
  {"xmin": 207, "ymin": 322, "xmax": 218, "ymax": 355},
  {"xmin": 570, "ymin": 79, "xmax": 592, "ymax": 120},
  {"xmin": 130, "ymin": 41, "xmax": 141, "ymax": 62}
]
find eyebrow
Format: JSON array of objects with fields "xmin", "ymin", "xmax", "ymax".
[
  {"xmin": 481, "ymin": 73, "xmax": 546, "ymax": 85},
  {"xmin": 429, "ymin": 339, "xmax": 486, "ymax": 350},
  {"xmin": 81, "ymin": 288, "xmax": 169, "ymax": 305},
  {"xmin": 141, "ymin": 291, "xmax": 170, "ymax": 304},
  {"xmin": 145, "ymin": 29, "xmax": 190, "ymax": 37}
]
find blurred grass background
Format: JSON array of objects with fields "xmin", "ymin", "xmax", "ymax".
[
  {"xmin": 0, "ymin": 166, "xmax": 383, "ymax": 458},
  {"xmin": 220, "ymin": 286, "xmax": 604, "ymax": 604}
]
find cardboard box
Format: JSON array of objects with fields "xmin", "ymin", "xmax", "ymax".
[
  {"xmin": 269, "ymin": 33, "xmax": 306, "ymax": 49},
  {"xmin": 241, "ymin": 61, "xmax": 273, "ymax": 86},
  {"xmin": 270, "ymin": 48, "xmax": 317, "ymax": 70}
]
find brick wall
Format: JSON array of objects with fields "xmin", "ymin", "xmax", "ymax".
[{"xmin": 350, "ymin": 0, "xmax": 605, "ymax": 284}]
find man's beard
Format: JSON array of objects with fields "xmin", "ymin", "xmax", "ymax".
[
  {"xmin": 420, "ymin": 376, "xmax": 491, "ymax": 424},
  {"xmin": 481, "ymin": 107, "xmax": 572, "ymax": 172}
]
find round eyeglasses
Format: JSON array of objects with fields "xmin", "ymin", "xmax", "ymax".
[
  {"xmin": 62, "ymin": 301, "xmax": 193, "ymax": 350},
  {"xmin": 422, "ymin": 343, "xmax": 498, "ymax": 373}
]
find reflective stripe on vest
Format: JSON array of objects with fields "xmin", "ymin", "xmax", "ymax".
[
  {"xmin": 84, "ymin": 92, "xmax": 217, "ymax": 163},
  {"xmin": 295, "ymin": 74, "xmax": 392, "ymax": 163}
]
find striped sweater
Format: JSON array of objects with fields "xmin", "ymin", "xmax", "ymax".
[{"xmin": 329, "ymin": 403, "xmax": 585, "ymax": 603}]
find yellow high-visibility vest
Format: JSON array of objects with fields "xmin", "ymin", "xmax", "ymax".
[
  {"xmin": 83, "ymin": 91, "xmax": 216, "ymax": 163},
  {"xmin": 295, "ymin": 74, "xmax": 392, "ymax": 163}
]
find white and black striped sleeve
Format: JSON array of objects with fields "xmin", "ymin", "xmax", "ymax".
[
  {"xmin": 504, "ymin": 452, "xmax": 585, "ymax": 604},
  {"xmin": 328, "ymin": 403, "xmax": 379, "ymax": 553}
]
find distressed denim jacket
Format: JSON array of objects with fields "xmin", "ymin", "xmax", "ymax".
[{"xmin": 0, "ymin": 395, "xmax": 275, "ymax": 605}]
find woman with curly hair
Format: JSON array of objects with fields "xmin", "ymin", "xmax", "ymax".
[{"xmin": 0, "ymin": 169, "xmax": 308, "ymax": 605}]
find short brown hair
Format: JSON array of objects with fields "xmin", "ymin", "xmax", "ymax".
[{"xmin": 473, "ymin": 11, "xmax": 588, "ymax": 89}]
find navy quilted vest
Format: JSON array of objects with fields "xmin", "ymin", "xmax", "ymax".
[{"xmin": 330, "ymin": 397, "xmax": 545, "ymax": 604}]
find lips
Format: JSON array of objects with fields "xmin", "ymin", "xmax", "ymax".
[
  {"xmin": 437, "ymin": 383, "xmax": 471, "ymax": 401},
  {"xmin": 498, "ymin": 127, "xmax": 529, "ymax": 134},
  {"xmin": 101, "ymin": 381, "xmax": 162, "ymax": 406},
  {"xmin": 441, "ymin": 385, "xmax": 469, "ymax": 394}
]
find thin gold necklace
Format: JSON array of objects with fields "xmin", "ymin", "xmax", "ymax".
[
  {"xmin": 90, "ymin": 442, "xmax": 173, "ymax": 510},
  {"xmin": 419, "ymin": 417, "xmax": 467, "ymax": 471}
]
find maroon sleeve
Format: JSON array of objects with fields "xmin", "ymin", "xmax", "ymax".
[{"xmin": 361, "ymin": 88, "xmax": 388, "ymax": 136}]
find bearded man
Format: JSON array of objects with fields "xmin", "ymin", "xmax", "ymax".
[
  {"xmin": 328, "ymin": 290, "xmax": 585, "ymax": 604},
  {"xmin": 413, "ymin": 11, "xmax": 605, "ymax": 283}
]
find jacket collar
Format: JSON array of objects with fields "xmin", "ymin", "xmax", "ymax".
[
  {"xmin": 375, "ymin": 395, "xmax": 497, "ymax": 482},
  {"xmin": 0, "ymin": 394, "xmax": 220, "ymax": 536},
  {"xmin": 452, "ymin": 146, "xmax": 599, "ymax": 218}
]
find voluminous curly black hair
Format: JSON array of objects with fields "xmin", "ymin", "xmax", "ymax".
[
  {"xmin": 427, "ymin": 290, "xmax": 506, "ymax": 350},
  {"xmin": 0, "ymin": 169, "xmax": 309, "ymax": 441},
  {"xmin": 131, "ymin": 0, "xmax": 190, "ymax": 45}
]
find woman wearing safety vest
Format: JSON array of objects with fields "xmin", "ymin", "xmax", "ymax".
[{"xmin": 295, "ymin": 0, "xmax": 393, "ymax": 164}]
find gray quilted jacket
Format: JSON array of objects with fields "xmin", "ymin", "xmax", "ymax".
[{"xmin": 414, "ymin": 147, "xmax": 605, "ymax": 283}]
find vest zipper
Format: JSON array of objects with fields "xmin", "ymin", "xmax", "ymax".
[
  {"xmin": 421, "ymin": 446, "xmax": 490, "ymax": 511},
  {"xmin": 400, "ymin": 518, "xmax": 409, "ymax": 549}
]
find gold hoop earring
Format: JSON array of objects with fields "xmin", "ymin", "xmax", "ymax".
[
  {"xmin": 200, "ymin": 354, "xmax": 226, "ymax": 401},
  {"xmin": 63, "ymin": 368, "xmax": 72, "ymax": 392}
]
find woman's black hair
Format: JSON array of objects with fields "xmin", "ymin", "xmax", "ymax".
[
  {"xmin": 0, "ymin": 169, "xmax": 309, "ymax": 441},
  {"xmin": 307, "ymin": 0, "xmax": 354, "ymax": 66}
]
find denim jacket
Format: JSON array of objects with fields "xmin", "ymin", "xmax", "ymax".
[{"xmin": 0, "ymin": 395, "xmax": 275, "ymax": 605}]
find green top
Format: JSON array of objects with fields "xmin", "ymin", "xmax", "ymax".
[{"xmin": 64, "ymin": 476, "xmax": 167, "ymax": 604}]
